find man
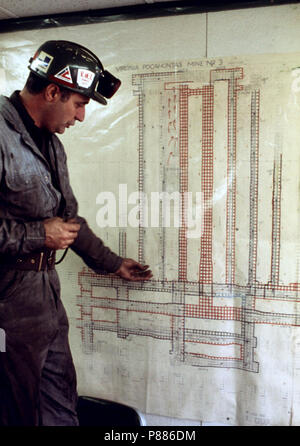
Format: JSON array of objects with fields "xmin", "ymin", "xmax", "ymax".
[{"xmin": 0, "ymin": 40, "xmax": 152, "ymax": 426}]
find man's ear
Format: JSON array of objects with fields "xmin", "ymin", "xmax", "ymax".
[{"xmin": 44, "ymin": 83, "xmax": 61, "ymax": 103}]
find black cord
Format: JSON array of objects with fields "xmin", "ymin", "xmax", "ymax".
[{"xmin": 55, "ymin": 248, "xmax": 69, "ymax": 265}]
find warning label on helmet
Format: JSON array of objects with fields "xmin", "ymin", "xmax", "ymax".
[
  {"xmin": 31, "ymin": 51, "xmax": 53, "ymax": 73},
  {"xmin": 77, "ymin": 69, "xmax": 95, "ymax": 89},
  {"xmin": 55, "ymin": 66, "xmax": 73, "ymax": 84}
]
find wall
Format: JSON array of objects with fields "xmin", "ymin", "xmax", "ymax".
[{"xmin": 0, "ymin": 3, "xmax": 300, "ymax": 426}]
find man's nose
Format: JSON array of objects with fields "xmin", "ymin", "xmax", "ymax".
[{"xmin": 75, "ymin": 107, "xmax": 85, "ymax": 122}]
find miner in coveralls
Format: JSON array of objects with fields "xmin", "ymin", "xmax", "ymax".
[{"xmin": 0, "ymin": 40, "xmax": 152, "ymax": 426}]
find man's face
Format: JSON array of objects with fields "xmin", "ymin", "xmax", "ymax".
[{"xmin": 44, "ymin": 91, "xmax": 90, "ymax": 134}]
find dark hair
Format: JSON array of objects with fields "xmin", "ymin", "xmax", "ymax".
[{"xmin": 24, "ymin": 72, "xmax": 72, "ymax": 102}]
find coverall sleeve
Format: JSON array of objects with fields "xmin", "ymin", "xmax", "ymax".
[
  {"xmin": 0, "ymin": 219, "xmax": 45, "ymax": 256},
  {"xmin": 71, "ymin": 217, "xmax": 123, "ymax": 274},
  {"xmin": 0, "ymin": 151, "xmax": 46, "ymax": 256}
]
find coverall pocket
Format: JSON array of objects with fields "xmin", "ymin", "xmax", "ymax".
[
  {"xmin": 5, "ymin": 171, "xmax": 35, "ymax": 190},
  {"xmin": 3, "ymin": 173, "xmax": 37, "ymax": 213},
  {"xmin": 2, "ymin": 172, "xmax": 55, "ymax": 219},
  {"xmin": 0, "ymin": 269, "xmax": 25, "ymax": 303}
]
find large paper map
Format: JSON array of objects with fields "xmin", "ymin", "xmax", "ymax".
[
  {"xmin": 1, "ymin": 35, "xmax": 299, "ymax": 423},
  {"xmin": 55, "ymin": 53, "xmax": 300, "ymax": 426}
]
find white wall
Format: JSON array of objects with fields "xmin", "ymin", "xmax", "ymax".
[{"xmin": 0, "ymin": 2, "xmax": 300, "ymax": 426}]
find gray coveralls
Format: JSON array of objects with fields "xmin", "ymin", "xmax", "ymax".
[{"xmin": 0, "ymin": 93, "xmax": 122, "ymax": 425}]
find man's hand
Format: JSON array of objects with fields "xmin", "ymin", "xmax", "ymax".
[
  {"xmin": 44, "ymin": 217, "xmax": 80, "ymax": 250},
  {"xmin": 115, "ymin": 258, "xmax": 153, "ymax": 281}
]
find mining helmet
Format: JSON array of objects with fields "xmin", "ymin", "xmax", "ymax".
[{"xmin": 28, "ymin": 40, "xmax": 121, "ymax": 105}]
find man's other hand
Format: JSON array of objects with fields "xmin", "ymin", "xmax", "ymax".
[
  {"xmin": 115, "ymin": 258, "xmax": 153, "ymax": 281},
  {"xmin": 44, "ymin": 217, "xmax": 80, "ymax": 250}
]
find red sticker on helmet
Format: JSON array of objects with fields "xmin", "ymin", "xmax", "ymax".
[
  {"xmin": 77, "ymin": 69, "xmax": 95, "ymax": 89},
  {"xmin": 54, "ymin": 66, "xmax": 73, "ymax": 84}
]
